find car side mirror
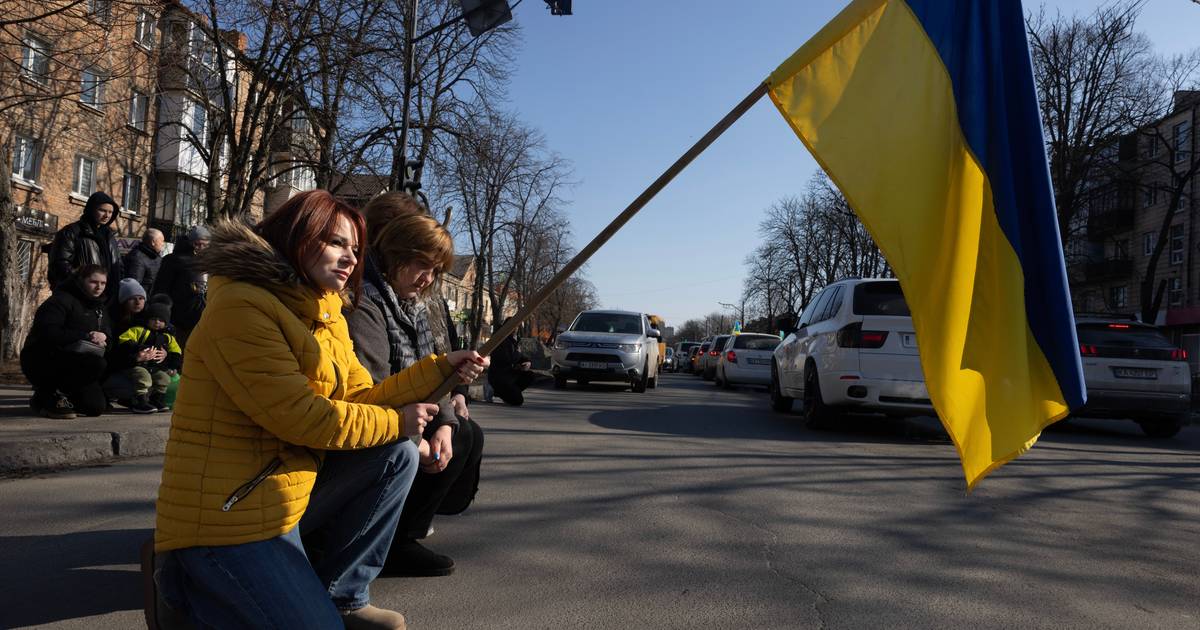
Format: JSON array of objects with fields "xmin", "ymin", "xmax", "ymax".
[
  {"xmin": 777, "ymin": 315, "xmax": 798, "ymax": 336},
  {"xmin": 647, "ymin": 328, "xmax": 662, "ymax": 339}
]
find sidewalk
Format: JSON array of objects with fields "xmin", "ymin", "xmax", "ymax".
[{"xmin": 0, "ymin": 384, "xmax": 171, "ymax": 474}]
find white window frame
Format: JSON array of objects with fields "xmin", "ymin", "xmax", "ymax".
[
  {"xmin": 1170, "ymin": 224, "xmax": 1185, "ymax": 265},
  {"xmin": 189, "ymin": 100, "xmax": 209, "ymax": 146},
  {"xmin": 20, "ymin": 33, "xmax": 51, "ymax": 84},
  {"xmin": 129, "ymin": 89, "xmax": 149, "ymax": 130},
  {"xmin": 80, "ymin": 68, "xmax": 104, "ymax": 108},
  {"xmin": 122, "ymin": 171, "xmax": 143, "ymax": 215},
  {"xmin": 1169, "ymin": 277, "xmax": 1184, "ymax": 307},
  {"xmin": 72, "ymin": 155, "xmax": 98, "ymax": 197},
  {"xmin": 1111, "ymin": 286, "xmax": 1128, "ymax": 309},
  {"xmin": 11, "ymin": 133, "xmax": 41, "ymax": 183},
  {"xmin": 135, "ymin": 9, "xmax": 156, "ymax": 47},
  {"xmin": 1175, "ymin": 120, "xmax": 1192, "ymax": 164},
  {"xmin": 1143, "ymin": 231, "xmax": 1154, "ymax": 257}
]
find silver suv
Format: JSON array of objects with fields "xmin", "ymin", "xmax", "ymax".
[{"xmin": 551, "ymin": 310, "xmax": 662, "ymax": 392}]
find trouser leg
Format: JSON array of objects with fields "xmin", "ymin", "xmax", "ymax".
[
  {"xmin": 299, "ymin": 439, "xmax": 419, "ymax": 611},
  {"xmin": 150, "ymin": 369, "xmax": 172, "ymax": 394},
  {"xmin": 58, "ymin": 353, "xmax": 107, "ymax": 416},
  {"xmin": 394, "ymin": 417, "xmax": 483, "ymax": 540}
]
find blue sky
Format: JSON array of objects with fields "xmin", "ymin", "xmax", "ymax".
[{"xmin": 501, "ymin": 0, "xmax": 1198, "ymax": 329}]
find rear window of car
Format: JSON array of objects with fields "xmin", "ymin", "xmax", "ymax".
[
  {"xmin": 853, "ymin": 281, "xmax": 911, "ymax": 316},
  {"xmin": 712, "ymin": 336, "xmax": 731, "ymax": 350},
  {"xmin": 571, "ymin": 313, "xmax": 643, "ymax": 334},
  {"xmin": 1077, "ymin": 324, "xmax": 1175, "ymax": 348},
  {"xmin": 732, "ymin": 335, "xmax": 781, "ymax": 351}
]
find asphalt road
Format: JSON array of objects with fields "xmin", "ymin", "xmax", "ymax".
[{"xmin": 2, "ymin": 373, "xmax": 1198, "ymax": 629}]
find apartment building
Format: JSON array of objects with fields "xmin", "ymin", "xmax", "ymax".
[{"xmin": 1071, "ymin": 91, "xmax": 1198, "ymax": 348}]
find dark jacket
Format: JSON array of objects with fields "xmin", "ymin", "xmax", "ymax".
[
  {"xmin": 489, "ymin": 333, "xmax": 530, "ymax": 387},
  {"xmin": 345, "ymin": 254, "xmax": 459, "ymax": 434},
  {"xmin": 122, "ymin": 242, "xmax": 162, "ymax": 291},
  {"xmin": 24, "ymin": 279, "xmax": 113, "ymax": 353},
  {"xmin": 47, "ymin": 192, "xmax": 123, "ymax": 292},
  {"xmin": 151, "ymin": 238, "xmax": 206, "ymax": 334},
  {"xmin": 117, "ymin": 325, "xmax": 184, "ymax": 372}
]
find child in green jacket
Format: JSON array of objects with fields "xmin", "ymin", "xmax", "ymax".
[{"xmin": 115, "ymin": 295, "xmax": 182, "ymax": 413}]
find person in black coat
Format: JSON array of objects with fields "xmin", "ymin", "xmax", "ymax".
[
  {"xmin": 47, "ymin": 192, "xmax": 123, "ymax": 298},
  {"xmin": 21, "ymin": 264, "xmax": 114, "ymax": 419},
  {"xmin": 488, "ymin": 317, "xmax": 535, "ymax": 406},
  {"xmin": 151, "ymin": 225, "xmax": 209, "ymax": 348},
  {"xmin": 122, "ymin": 228, "xmax": 164, "ymax": 291}
]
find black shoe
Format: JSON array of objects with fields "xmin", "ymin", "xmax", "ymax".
[
  {"xmin": 35, "ymin": 393, "xmax": 77, "ymax": 419},
  {"xmin": 383, "ymin": 539, "xmax": 455, "ymax": 577},
  {"xmin": 149, "ymin": 392, "xmax": 170, "ymax": 412},
  {"xmin": 130, "ymin": 395, "xmax": 157, "ymax": 415}
]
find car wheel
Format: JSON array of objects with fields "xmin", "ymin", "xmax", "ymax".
[
  {"xmin": 648, "ymin": 370, "xmax": 658, "ymax": 389},
  {"xmin": 702, "ymin": 367, "xmax": 713, "ymax": 381},
  {"xmin": 553, "ymin": 375, "xmax": 567, "ymax": 390},
  {"xmin": 803, "ymin": 363, "xmax": 832, "ymax": 429},
  {"xmin": 1138, "ymin": 418, "xmax": 1183, "ymax": 438},
  {"xmin": 632, "ymin": 362, "xmax": 648, "ymax": 393},
  {"xmin": 578, "ymin": 378, "xmax": 589, "ymax": 387},
  {"xmin": 770, "ymin": 363, "xmax": 793, "ymax": 413}
]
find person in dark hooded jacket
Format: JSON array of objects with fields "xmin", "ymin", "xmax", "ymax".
[
  {"xmin": 151, "ymin": 225, "xmax": 209, "ymax": 348},
  {"xmin": 21, "ymin": 264, "xmax": 114, "ymax": 419},
  {"xmin": 47, "ymin": 191, "xmax": 123, "ymax": 297}
]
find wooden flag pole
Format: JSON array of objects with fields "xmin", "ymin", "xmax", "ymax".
[{"xmin": 425, "ymin": 82, "xmax": 770, "ymax": 404}]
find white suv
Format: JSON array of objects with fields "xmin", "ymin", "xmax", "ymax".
[
  {"xmin": 770, "ymin": 278, "xmax": 933, "ymax": 427},
  {"xmin": 551, "ymin": 310, "xmax": 662, "ymax": 392},
  {"xmin": 1075, "ymin": 317, "xmax": 1191, "ymax": 437}
]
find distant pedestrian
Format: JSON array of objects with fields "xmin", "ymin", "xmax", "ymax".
[
  {"xmin": 47, "ymin": 192, "xmax": 123, "ymax": 299},
  {"xmin": 488, "ymin": 318, "xmax": 535, "ymax": 406},
  {"xmin": 20, "ymin": 265, "xmax": 113, "ymax": 419},
  {"xmin": 151, "ymin": 225, "xmax": 209, "ymax": 348},
  {"xmin": 122, "ymin": 228, "xmax": 164, "ymax": 291},
  {"xmin": 109, "ymin": 295, "xmax": 181, "ymax": 414}
]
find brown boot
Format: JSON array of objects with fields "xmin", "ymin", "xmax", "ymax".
[{"xmin": 340, "ymin": 605, "xmax": 407, "ymax": 630}]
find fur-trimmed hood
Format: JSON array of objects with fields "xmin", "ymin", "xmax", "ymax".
[{"xmin": 198, "ymin": 219, "xmax": 343, "ymax": 325}]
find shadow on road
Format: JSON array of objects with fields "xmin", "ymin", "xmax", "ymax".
[{"xmin": 0, "ymin": 528, "xmax": 148, "ymax": 628}]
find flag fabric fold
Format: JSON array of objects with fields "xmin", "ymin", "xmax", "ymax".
[{"xmin": 766, "ymin": 0, "xmax": 1086, "ymax": 489}]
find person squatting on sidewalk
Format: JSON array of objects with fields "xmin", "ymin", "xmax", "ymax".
[
  {"xmin": 21, "ymin": 264, "xmax": 113, "ymax": 419},
  {"xmin": 152, "ymin": 190, "xmax": 488, "ymax": 630},
  {"xmin": 488, "ymin": 317, "xmax": 536, "ymax": 406},
  {"xmin": 110, "ymin": 294, "xmax": 181, "ymax": 414},
  {"xmin": 345, "ymin": 192, "xmax": 486, "ymax": 579}
]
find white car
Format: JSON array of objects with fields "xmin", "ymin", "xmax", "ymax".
[
  {"xmin": 715, "ymin": 333, "xmax": 781, "ymax": 388},
  {"xmin": 1075, "ymin": 318, "xmax": 1191, "ymax": 437},
  {"xmin": 770, "ymin": 278, "xmax": 934, "ymax": 427},
  {"xmin": 551, "ymin": 309, "xmax": 661, "ymax": 392}
]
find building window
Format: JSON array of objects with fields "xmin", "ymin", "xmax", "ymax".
[
  {"xmin": 20, "ymin": 33, "xmax": 51, "ymax": 84},
  {"xmin": 129, "ymin": 90, "xmax": 149, "ymax": 130},
  {"xmin": 72, "ymin": 155, "xmax": 97, "ymax": 196},
  {"xmin": 1143, "ymin": 231, "xmax": 1154, "ymax": 257},
  {"xmin": 1111, "ymin": 286, "xmax": 1128, "ymax": 309},
  {"xmin": 89, "ymin": 0, "xmax": 113, "ymax": 22},
  {"xmin": 80, "ymin": 68, "xmax": 104, "ymax": 108},
  {"xmin": 135, "ymin": 9, "xmax": 156, "ymax": 47},
  {"xmin": 176, "ymin": 175, "xmax": 206, "ymax": 225},
  {"xmin": 1170, "ymin": 224, "xmax": 1185, "ymax": 265},
  {"xmin": 17, "ymin": 238, "xmax": 35, "ymax": 283},
  {"xmin": 1146, "ymin": 134, "xmax": 1160, "ymax": 159},
  {"xmin": 1143, "ymin": 183, "xmax": 1159, "ymax": 208},
  {"xmin": 1175, "ymin": 120, "xmax": 1192, "ymax": 164},
  {"xmin": 1169, "ymin": 278, "xmax": 1184, "ymax": 307},
  {"xmin": 122, "ymin": 172, "xmax": 143, "ymax": 215},
  {"xmin": 11, "ymin": 134, "xmax": 41, "ymax": 182},
  {"xmin": 189, "ymin": 100, "xmax": 209, "ymax": 146}
]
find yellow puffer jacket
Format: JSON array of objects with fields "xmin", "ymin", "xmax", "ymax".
[{"xmin": 154, "ymin": 222, "xmax": 454, "ymax": 552}]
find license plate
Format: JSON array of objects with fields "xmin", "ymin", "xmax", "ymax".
[
  {"xmin": 902, "ymin": 334, "xmax": 918, "ymax": 349},
  {"xmin": 1113, "ymin": 367, "xmax": 1157, "ymax": 379},
  {"xmin": 747, "ymin": 358, "xmax": 771, "ymax": 365},
  {"xmin": 579, "ymin": 361, "xmax": 610, "ymax": 370}
]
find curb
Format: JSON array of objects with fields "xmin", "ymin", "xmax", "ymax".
[{"xmin": 0, "ymin": 424, "xmax": 170, "ymax": 474}]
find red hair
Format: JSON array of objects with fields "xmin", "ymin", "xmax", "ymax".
[{"xmin": 254, "ymin": 190, "xmax": 366, "ymax": 300}]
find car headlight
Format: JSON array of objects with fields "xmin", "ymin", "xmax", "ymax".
[
  {"xmin": 554, "ymin": 338, "xmax": 571, "ymax": 349},
  {"xmin": 617, "ymin": 343, "xmax": 642, "ymax": 353}
]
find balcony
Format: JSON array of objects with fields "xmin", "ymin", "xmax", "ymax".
[
  {"xmin": 1085, "ymin": 258, "xmax": 1134, "ymax": 281},
  {"xmin": 1087, "ymin": 206, "xmax": 1135, "ymax": 237}
]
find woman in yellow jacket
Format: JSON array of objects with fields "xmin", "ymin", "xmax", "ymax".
[{"xmin": 153, "ymin": 190, "xmax": 487, "ymax": 630}]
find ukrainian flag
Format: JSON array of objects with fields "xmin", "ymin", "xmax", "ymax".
[{"xmin": 767, "ymin": 0, "xmax": 1086, "ymax": 489}]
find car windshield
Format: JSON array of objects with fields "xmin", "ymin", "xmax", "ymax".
[
  {"xmin": 853, "ymin": 281, "xmax": 911, "ymax": 316},
  {"xmin": 733, "ymin": 335, "xmax": 781, "ymax": 351},
  {"xmin": 571, "ymin": 313, "xmax": 643, "ymax": 334},
  {"xmin": 1077, "ymin": 324, "xmax": 1175, "ymax": 348}
]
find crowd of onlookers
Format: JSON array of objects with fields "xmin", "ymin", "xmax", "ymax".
[{"xmin": 21, "ymin": 192, "xmax": 209, "ymax": 419}]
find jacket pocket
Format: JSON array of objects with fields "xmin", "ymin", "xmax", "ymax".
[{"xmin": 221, "ymin": 457, "xmax": 283, "ymax": 512}]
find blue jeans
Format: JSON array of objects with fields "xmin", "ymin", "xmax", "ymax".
[{"xmin": 157, "ymin": 439, "xmax": 419, "ymax": 629}]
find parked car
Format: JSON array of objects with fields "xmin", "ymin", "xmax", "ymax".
[
  {"xmin": 715, "ymin": 333, "xmax": 782, "ymax": 388},
  {"xmin": 551, "ymin": 309, "xmax": 662, "ymax": 392},
  {"xmin": 663, "ymin": 347, "xmax": 676, "ymax": 372},
  {"xmin": 673, "ymin": 341, "xmax": 701, "ymax": 372},
  {"xmin": 1074, "ymin": 317, "xmax": 1191, "ymax": 437},
  {"xmin": 691, "ymin": 341, "xmax": 712, "ymax": 375},
  {"xmin": 701, "ymin": 335, "xmax": 732, "ymax": 380},
  {"xmin": 771, "ymin": 278, "xmax": 933, "ymax": 427}
]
